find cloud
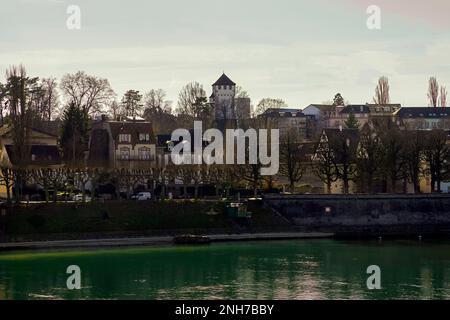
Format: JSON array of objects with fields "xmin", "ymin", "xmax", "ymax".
[{"xmin": 1, "ymin": 37, "xmax": 448, "ymax": 108}]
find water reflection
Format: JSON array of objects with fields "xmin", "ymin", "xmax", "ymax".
[{"xmin": 0, "ymin": 240, "xmax": 450, "ymax": 300}]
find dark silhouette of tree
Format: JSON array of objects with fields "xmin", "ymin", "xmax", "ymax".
[
  {"xmin": 60, "ymin": 71, "xmax": 116, "ymax": 117},
  {"xmin": 440, "ymin": 86, "xmax": 447, "ymax": 108},
  {"xmin": 423, "ymin": 130, "xmax": 450, "ymax": 192},
  {"xmin": 333, "ymin": 93, "xmax": 345, "ymax": 106},
  {"xmin": 176, "ymin": 82, "xmax": 207, "ymax": 118},
  {"xmin": 373, "ymin": 76, "xmax": 390, "ymax": 105},
  {"xmin": 279, "ymin": 128, "xmax": 305, "ymax": 192},
  {"xmin": 374, "ymin": 119, "xmax": 405, "ymax": 193},
  {"xmin": 121, "ymin": 90, "xmax": 143, "ymax": 118},
  {"xmin": 402, "ymin": 131, "xmax": 425, "ymax": 194},
  {"xmin": 312, "ymin": 133, "xmax": 338, "ymax": 194},
  {"xmin": 60, "ymin": 102, "xmax": 89, "ymax": 167},
  {"xmin": 344, "ymin": 112, "xmax": 360, "ymax": 129},
  {"xmin": 356, "ymin": 125, "xmax": 381, "ymax": 193},
  {"xmin": 255, "ymin": 98, "xmax": 287, "ymax": 115},
  {"xmin": 428, "ymin": 76, "xmax": 439, "ymax": 108}
]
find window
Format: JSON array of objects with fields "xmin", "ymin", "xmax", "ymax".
[
  {"xmin": 139, "ymin": 133, "xmax": 150, "ymax": 142},
  {"xmin": 138, "ymin": 147, "xmax": 151, "ymax": 160},
  {"xmin": 120, "ymin": 147, "xmax": 130, "ymax": 160},
  {"xmin": 119, "ymin": 134, "xmax": 131, "ymax": 143}
]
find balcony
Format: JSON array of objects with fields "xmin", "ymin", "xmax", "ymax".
[{"xmin": 116, "ymin": 156, "xmax": 155, "ymax": 162}]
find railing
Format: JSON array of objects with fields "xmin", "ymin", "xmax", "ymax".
[{"xmin": 116, "ymin": 156, "xmax": 156, "ymax": 162}]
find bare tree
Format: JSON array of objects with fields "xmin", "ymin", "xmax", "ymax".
[
  {"xmin": 143, "ymin": 89, "xmax": 172, "ymax": 115},
  {"xmin": 0, "ymin": 81, "xmax": 5, "ymax": 124},
  {"xmin": 235, "ymin": 85, "xmax": 249, "ymax": 98},
  {"xmin": 60, "ymin": 71, "xmax": 116, "ymax": 117},
  {"xmin": 428, "ymin": 76, "xmax": 439, "ymax": 108},
  {"xmin": 176, "ymin": 82, "xmax": 207, "ymax": 118},
  {"xmin": 356, "ymin": 125, "xmax": 381, "ymax": 193},
  {"xmin": 373, "ymin": 76, "xmax": 390, "ymax": 105},
  {"xmin": 40, "ymin": 78, "xmax": 60, "ymax": 120},
  {"xmin": 109, "ymin": 100, "xmax": 121, "ymax": 120},
  {"xmin": 330, "ymin": 134, "xmax": 357, "ymax": 194},
  {"xmin": 312, "ymin": 137, "xmax": 338, "ymax": 194},
  {"xmin": 374, "ymin": 119, "xmax": 405, "ymax": 193},
  {"xmin": 3, "ymin": 65, "xmax": 35, "ymax": 202},
  {"xmin": 0, "ymin": 167, "xmax": 14, "ymax": 204},
  {"xmin": 31, "ymin": 168, "xmax": 52, "ymax": 203},
  {"xmin": 440, "ymin": 86, "xmax": 447, "ymax": 108},
  {"xmin": 423, "ymin": 130, "xmax": 450, "ymax": 193},
  {"xmin": 402, "ymin": 131, "xmax": 425, "ymax": 194},
  {"xmin": 255, "ymin": 98, "xmax": 287, "ymax": 116},
  {"xmin": 279, "ymin": 128, "xmax": 305, "ymax": 192}
]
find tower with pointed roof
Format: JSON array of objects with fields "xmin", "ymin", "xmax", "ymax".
[{"xmin": 210, "ymin": 73, "xmax": 237, "ymax": 121}]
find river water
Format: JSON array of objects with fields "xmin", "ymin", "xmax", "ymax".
[{"xmin": 0, "ymin": 239, "xmax": 450, "ymax": 300}]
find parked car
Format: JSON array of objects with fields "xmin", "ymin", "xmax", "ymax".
[
  {"xmin": 131, "ymin": 192, "xmax": 152, "ymax": 201},
  {"xmin": 73, "ymin": 194, "xmax": 92, "ymax": 202}
]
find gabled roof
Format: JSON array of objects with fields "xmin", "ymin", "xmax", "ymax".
[
  {"xmin": 4, "ymin": 145, "xmax": 61, "ymax": 166},
  {"xmin": 394, "ymin": 107, "xmax": 450, "ymax": 118},
  {"xmin": 0, "ymin": 124, "xmax": 59, "ymax": 138},
  {"xmin": 213, "ymin": 73, "xmax": 236, "ymax": 86},
  {"xmin": 108, "ymin": 121, "xmax": 156, "ymax": 144}
]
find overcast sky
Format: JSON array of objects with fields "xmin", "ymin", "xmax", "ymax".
[{"xmin": 1, "ymin": 0, "xmax": 449, "ymax": 109}]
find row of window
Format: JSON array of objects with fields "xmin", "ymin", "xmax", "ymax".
[
  {"xmin": 216, "ymin": 85, "xmax": 233, "ymax": 90},
  {"xmin": 119, "ymin": 147, "xmax": 153, "ymax": 160},
  {"xmin": 119, "ymin": 133, "xmax": 151, "ymax": 143}
]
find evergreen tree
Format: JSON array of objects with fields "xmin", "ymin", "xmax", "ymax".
[
  {"xmin": 121, "ymin": 89, "xmax": 143, "ymax": 118},
  {"xmin": 60, "ymin": 102, "xmax": 89, "ymax": 167},
  {"xmin": 333, "ymin": 93, "xmax": 345, "ymax": 106},
  {"xmin": 344, "ymin": 112, "xmax": 360, "ymax": 129}
]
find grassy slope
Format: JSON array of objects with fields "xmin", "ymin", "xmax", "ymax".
[{"xmin": 0, "ymin": 200, "xmax": 292, "ymax": 241}]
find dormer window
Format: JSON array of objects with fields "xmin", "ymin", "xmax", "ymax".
[
  {"xmin": 139, "ymin": 133, "xmax": 150, "ymax": 142},
  {"xmin": 119, "ymin": 134, "xmax": 131, "ymax": 143}
]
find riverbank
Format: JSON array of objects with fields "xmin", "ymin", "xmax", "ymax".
[
  {"xmin": 0, "ymin": 200, "xmax": 296, "ymax": 245},
  {"xmin": 0, "ymin": 232, "xmax": 333, "ymax": 251},
  {"xmin": 3, "ymin": 195, "xmax": 450, "ymax": 250}
]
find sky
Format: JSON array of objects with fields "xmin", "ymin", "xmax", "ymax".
[{"xmin": 0, "ymin": 0, "xmax": 449, "ymax": 109}]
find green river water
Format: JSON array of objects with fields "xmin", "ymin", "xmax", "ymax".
[{"xmin": 0, "ymin": 239, "xmax": 450, "ymax": 300}]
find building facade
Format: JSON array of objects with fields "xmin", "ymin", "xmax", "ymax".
[
  {"xmin": 394, "ymin": 107, "xmax": 450, "ymax": 130},
  {"xmin": 88, "ymin": 117, "xmax": 157, "ymax": 169}
]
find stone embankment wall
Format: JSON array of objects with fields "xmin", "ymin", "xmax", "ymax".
[{"xmin": 263, "ymin": 194, "xmax": 450, "ymax": 236}]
